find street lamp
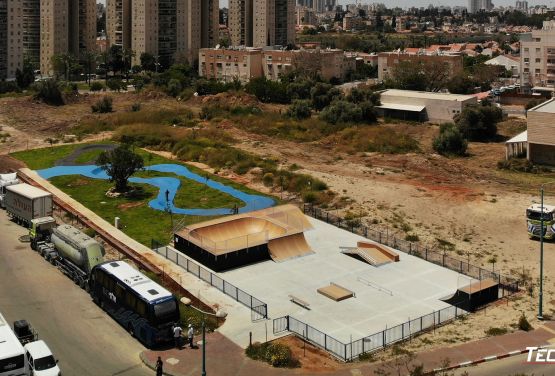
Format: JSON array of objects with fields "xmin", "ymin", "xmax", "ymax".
[
  {"xmin": 180, "ymin": 298, "xmax": 228, "ymax": 376},
  {"xmin": 536, "ymin": 181, "xmax": 555, "ymax": 320}
]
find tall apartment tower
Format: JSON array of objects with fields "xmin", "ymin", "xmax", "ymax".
[
  {"xmin": 253, "ymin": 0, "xmax": 295, "ymax": 47},
  {"xmin": 0, "ymin": 1, "xmax": 41, "ymax": 79},
  {"xmin": 229, "ymin": 0, "xmax": 253, "ymax": 46},
  {"xmin": 520, "ymin": 20, "xmax": 555, "ymax": 89},
  {"xmin": 107, "ymin": 0, "xmax": 132, "ymax": 50},
  {"xmin": 40, "ymin": 0, "xmax": 96, "ymax": 76}
]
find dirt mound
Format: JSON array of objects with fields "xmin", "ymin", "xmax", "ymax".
[
  {"xmin": 194, "ymin": 92, "xmax": 262, "ymax": 108},
  {"xmin": 0, "ymin": 155, "xmax": 26, "ymax": 172}
]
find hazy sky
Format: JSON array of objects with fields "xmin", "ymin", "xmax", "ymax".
[{"xmin": 97, "ymin": 0, "xmax": 555, "ymax": 10}]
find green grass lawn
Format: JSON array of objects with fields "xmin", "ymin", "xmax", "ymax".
[
  {"xmin": 50, "ymin": 175, "xmax": 221, "ymax": 246},
  {"xmin": 74, "ymin": 148, "xmax": 105, "ymax": 164},
  {"xmin": 12, "ymin": 143, "xmax": 276, "ymax": 246},
  {"xmin": 12, "ymin": 144, "xmax": 88, "ymax": 169}
]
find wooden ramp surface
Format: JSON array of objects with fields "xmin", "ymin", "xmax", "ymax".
[
  {"xmin": 459, "ymin": 278, "xmax": 498, "ymax": 294},
  {"xmin": 342, "ymin": 242, "xmax": 398, "ymax": 266},
  {"xmin": 268, "ymin": 233, "xmax": 313, "ymax": 262},
  {"xmin": 317, "ymin": 283, "xmax": 355, "ymax": 301}
]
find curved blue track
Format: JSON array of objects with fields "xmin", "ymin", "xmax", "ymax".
[{"xmin": 37, "ymin": 164, "xmax": 275, "ymax": 216}]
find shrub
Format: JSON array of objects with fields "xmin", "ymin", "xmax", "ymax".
[
  {"xmin": 485, "ymin": 327, "xmax": 508, "ymax": 336},
  {"xmin": 106, "ymin": 78, "xmax": 126, "ymax": 92},
  {"xmin": 525, "ymin": 99, "xmax": 543, "ymax": 111},
  {"xmin": 455, "ymin": 104, "xmax": 502, "ymax": 141},
  {"xmin": 245, "ymin": 342, "xmax": 297, "ymax": 368},
  {"xmin": 90, "ymin": 81, "xmax": 104, "ymax": 92},
  {"xmin": 320, "ymin": 100, "xmax": 362, "ymax": 124},
  {"xmin": 91, "ymin": 96, "xmax": 113, "ymax": 113},
  {"xmin": 166, "ymin": 78, "xmax": 182, "ymax": 97},
  {"xmin": 303, "ymin": 191, "xmax": 317, "ymax": 204},
  {"xmin": 262, "ymin": 173, "xmax": 274, "ymax": 187},
  {"xmin": 518, "ymin": 314, "xmax": 533, "ymax": 332},
  {"xmin": 497, "ymin": 158, "xmax": 551, "ymax": 173},
  {"xmin": 32, "ymin": 79, "xmax": 64, "ymax": 106},
  {"xmin": 286, "ymin": 100, "xmax": 312, "ymax": 120},
  {"xmin": 245, "ymin": 77, "xmax": 289, "ymax": 104},
  {"xmin": 405, "ymin": 234, "xmax": 420, "ymax": 242},
  {"xmin": 131, "ymin": 102, "xmax": 141, "ymax": 112},
  {"xmin": 433, "ymin": 123, "xmax": 468, "ymax": 156}
]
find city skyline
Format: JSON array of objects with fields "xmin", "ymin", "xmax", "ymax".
[{"xmin": 97, "ymin": 0, "xmax": 555, "ymax": 9}]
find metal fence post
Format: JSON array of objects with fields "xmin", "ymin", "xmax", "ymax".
[
  {"xmin": 286, "ymin": 316, "xmax": 289, "ymax": 331},
  {"xmin": 250, "ymin": 295, "xmax": 253, "ymax": 309},
  {"xmin": 382, "ymin": 330, "xmax": 386, "ymax": 348}
]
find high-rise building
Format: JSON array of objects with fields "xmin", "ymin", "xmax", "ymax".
[
  {"xmin": 1, "ymin": 0, "xmax": 42, "ymax": 79},
  {"xmin": 40, "ymin": 0, "xmax": 96, "ymax": 76},
  {"xmin": 468, "ymin": 0, "xmax": 493, "ymax": 13},
  {"xmin": 109, "ymin": 0, "xmax": 217, "ymax": 67},
  {"xmin": 252, "ymin": 0, "xmax": 295, "ymax": 47},
  {"xmin": 229, "ymin": 0, "xmax": 253, "ymax": 46},
  {"xmin": 107, "ymin": 0, "xmax": 132, "ymax": 50},
  {"xmin": 515, "ymin": 0, "xmax": 528, "ymax": 12}
]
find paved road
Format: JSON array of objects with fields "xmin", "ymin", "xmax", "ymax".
[
  {"xmin": 0, "ymin": 210, "xmax": 152, "ymax": 376},
  {"xmin": 454, "ymin": 353, "xmax": 553, "ymax": 376}
]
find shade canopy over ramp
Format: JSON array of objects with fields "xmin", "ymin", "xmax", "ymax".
[
  {"xmin": 441, "ymin": 278, "xmax": 499, "ymax": 312},
  {"xmin": 268, "ymin": 233, "xmax": 313, "ymax": 262}
]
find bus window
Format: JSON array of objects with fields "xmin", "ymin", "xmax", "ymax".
[
  {"xmin": 115, "ymin": 283, "xmax": 125, "ymax": 300},
  {"xmin": 153, "ymin": 299, "xmax": 179, "ymax": 324},
  {"xmin": 137, "ymin": 300, "xmax": 147, "ymax": 316},
  {"xmin": 125, "ymin": 292, "xmax": 137, "ymax": 310}
]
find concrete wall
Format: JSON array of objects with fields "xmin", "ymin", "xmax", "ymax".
[
  {"xmin": 527, "ymin": 110, "xmax": 555, "ymax": 145},
  {"xmin": 529, "ymin": 143, "xmax": 555, "ymax": 165},
  {"xmin": 380, "ymin": 93, "xmax": 477, "ymax": 123}
]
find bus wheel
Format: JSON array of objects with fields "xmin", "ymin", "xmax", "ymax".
[{"xmin": 128, "ymin": 324, "xmax": 135, "ymax": 337}]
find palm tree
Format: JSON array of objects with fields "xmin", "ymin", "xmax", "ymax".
[
  {"xmin": 83, "ymin": 50, "xmax": 98, "ymax": 86},
  {"xmin": 122, "ymin": 48, "xmax": 135, "ymax": 83}
]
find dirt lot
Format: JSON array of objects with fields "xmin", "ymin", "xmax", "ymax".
[{"xmin": 2, "ymin": 92, "xmax": 554, "ymax": 368}]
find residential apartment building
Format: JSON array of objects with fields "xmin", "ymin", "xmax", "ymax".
[
  {"xmin": 254, "ymin": 0, "xmax": 295, "ymax": 47},
  {"xmin": 296, "ymin": 6, "xmax": 317, "ymax": 26},
  {"xmin": 468, "ymin": 0, "xmax": 493, "ymax": 13},
  {"xmin": 377, "ymin": 52, "xmax": 463, "ymax": 82},
  {"xmin": 0, "ymin": 0, "xmax": 41, "ymax": 80},
  {"xmin": 109, "ymin": 0, "xmax": 217, "ymax": 66},
  {"xmin": 107, "ymin": 0, "xmax": 132, "ymax": 50},
  {"xmin": 199, "ymin": 47, "xmax": 354, "ymax": 82},
  {"xmin": 199, "ymin": 47, "xmax": 263, "ymax": 82},
  {"xmin": 520, "ymin": 20, "xmax": 555, "ymax": 90},
  {"xmin": 40, "ymin": 0, "xmax": 96, "ymax": 76},
  {"xmin": 229, "ymin": 0, "xmax": 253, "ymax": 46}
]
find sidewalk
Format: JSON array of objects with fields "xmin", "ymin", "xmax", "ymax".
[{"xmin": 141, "ymin": 321, "xmax": 555, "ymax": 376}]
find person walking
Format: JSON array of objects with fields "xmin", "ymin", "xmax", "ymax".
[
  {"xmin": 173, "ymin": 323, "xmax": 182, "ymax": 349},
  {"xmin": 155, "ymin": 356, "xmax": 163, "ymax": 376},
  {"xmin": 187, "ymin": 324, "xmax": 194, "ymax": 348}
]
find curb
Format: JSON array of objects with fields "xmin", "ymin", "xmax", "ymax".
[{"xmin": 428, "ymin": 347, "xmax": 535, "ymax": 374}]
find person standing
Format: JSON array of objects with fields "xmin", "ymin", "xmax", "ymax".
[
  {"xmin": 155, "ymin": 356, "xmax": 163, "ymax": 376},
  {"xmin": 187, "ymin": 324, "xmax": 194, "ymax": 348},
  {"xmin": 173, "ymin": 323, "xmax": 182, "ymax": 349}
]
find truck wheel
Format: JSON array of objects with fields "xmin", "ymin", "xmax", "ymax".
[
  {"xmin": 31, "ymin": 241, "xmax": 36, "ymax": 251},
  {"xmin": 128, "ymin": 324, "xmax": 135, "ymax": 337}
]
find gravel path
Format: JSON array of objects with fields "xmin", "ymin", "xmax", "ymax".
[{"xmin": 55, "ymin": 143, "xmax": 116, "ymax": 166}]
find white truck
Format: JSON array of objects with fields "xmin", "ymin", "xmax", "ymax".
[
  {"xmin": 23, "ymin": 341, "xmax": 60, "ymax": 376},
  {"xmin": 0, "ymin": 173, "xmax": 20, "ymax": 209},
  {"xmin": 4, "ymin": 184, "xmax": 53, "ymax": 227}
]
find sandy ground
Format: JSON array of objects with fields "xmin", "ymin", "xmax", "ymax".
[{"xmin": 2, "ymin": 92, "xmax": 554, "ymax": 366}]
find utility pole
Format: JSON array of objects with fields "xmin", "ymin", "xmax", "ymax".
[{"xmin": 538, "ymin": 186, "xmax": 545, "ymax": 320}]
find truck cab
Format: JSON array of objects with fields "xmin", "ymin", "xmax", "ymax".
[{"xmin": 23, "ymin": 341, "xmax": 60, "ymax": 376}]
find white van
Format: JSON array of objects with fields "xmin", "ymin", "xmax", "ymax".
[{"xmin": 23, "ymin": 341, "xmax": 60, "ymax": 376}]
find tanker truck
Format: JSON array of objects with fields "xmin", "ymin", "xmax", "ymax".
[{"xmin": 30, "ymin": 221, "xmax": 105, "ymax": 289}]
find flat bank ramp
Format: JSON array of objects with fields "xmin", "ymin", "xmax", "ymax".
[
  {"xmin": 268, "ymin": 233, "xmax": 313, "ymax": 262},
  {"xmin": 342, "ymin": 242, "xmax": 399, "ymax": 266}
]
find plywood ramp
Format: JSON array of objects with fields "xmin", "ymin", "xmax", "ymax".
[
  {"xmin": 317, "ymin": 283, "xmax": 355, "ymax": 302},
  {"xmin": 268, "ymin": 233, "xmax": 313, "ymax": 262}
]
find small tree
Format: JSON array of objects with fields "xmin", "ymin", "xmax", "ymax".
[
  {"xmin": 90, "ymin": 81, "xmax": 104, "ymax": 92},
  {"xmin": 433, "ymin": 123, "xmax": 468, "ymax": 156},
  {"xmin": 33, "ymin": 79, "xmax": 64, "ymax": 106},
  {"xmin": 455, "ymin": 104, "xmax": 502, "ymax": 141},
  {"xmin": 106, "ymin": 78, "xmax": 126, "ymax": 92},
  {"xmin": 15, "ymin": 57, "xmax": 36, "ymax": 89},
  {"xmin": 286, "ymin": 100, "xmax": 312, "ymax": 120},
  {"xmin": 91, "ymin": 96, "xmax": 113, "ymax": 113},
  {"xmin": 96, "ymin": 145, "xmax": 144, "ymax": 192}
]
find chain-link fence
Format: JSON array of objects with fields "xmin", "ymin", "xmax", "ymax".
[
  {"xmin": 303, "ymin": 205, "xmax": 520, "ymax": 296},
  {"xmin": 274, "ymin": 304, "xmax": 464, "ymax": 361},
  {"xmin": 151, "ymin": 241, "xmax": 268, "ymax": 319}
]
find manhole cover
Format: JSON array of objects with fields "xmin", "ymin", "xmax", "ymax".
[{"xmin": 19, "ymin": 235, "xmax": 30, "ymax": 243}]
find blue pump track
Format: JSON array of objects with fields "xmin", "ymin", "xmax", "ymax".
[{"xmin": 37, "ymin": 164, "xmax": 275, "ymax": 216}]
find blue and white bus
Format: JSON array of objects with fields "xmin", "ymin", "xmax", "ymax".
[
  {"xmin": 89, "ymin": 261, "xmax": 180, "ymax": 348},
  {"xmin": 0, "ymin": 313, "xmax": 25, "ymax": 376}
]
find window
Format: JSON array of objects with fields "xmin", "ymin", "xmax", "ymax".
[
  {"xmin": 137, "ymin": 299, "xmax": 147, "ymax": 316},
  {"xmin": 536, "ymin": 58, "xmax": 541, "ymax": 63},
  {"xmin": 536, "ymin": 48, "xmax": 541, "ymax": 53},
  {"xmin": 115, "ymin": 283, "xmax": 125, "ymax": 300},
  {"xmin": 524, "ymin": 58, "xmax": 529, "ymax": 62},
  {"xmin": 125, "ymin": 291, "xmax": 137, "ymax": 310}
]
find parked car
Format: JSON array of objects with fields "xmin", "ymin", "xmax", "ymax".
[{"xmin": 24, "ymin": 340, "xmax": 61, "ymax": 376}]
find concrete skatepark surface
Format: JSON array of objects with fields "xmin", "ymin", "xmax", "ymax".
[
  {"xmin": 217, "ymin": 217, "xmax": 477, "ymax": 343},
  {"xmin": 36, "ymin": 163, "xmax": 275, "ymax": 216}
]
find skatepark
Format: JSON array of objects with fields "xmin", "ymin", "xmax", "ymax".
[{"xmin": 171, "ymin": 205, "xmax": 492, "ymax": 347}]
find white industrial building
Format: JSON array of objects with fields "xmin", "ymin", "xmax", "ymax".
[{"xmin": 377, "ymin": 89, "xmax": 478, "ymax": 123}]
